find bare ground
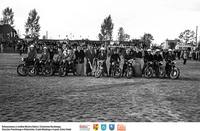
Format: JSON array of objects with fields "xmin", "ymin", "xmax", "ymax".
[{"xmin": 0, "ymin": 53, "xmax": 200, "ymax": 122}]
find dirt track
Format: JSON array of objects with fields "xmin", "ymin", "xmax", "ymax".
[{"xmin": 0, "ymin": 53, "xmax": 200, "ymax": 122}]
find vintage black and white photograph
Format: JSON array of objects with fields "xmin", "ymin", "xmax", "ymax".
[{"xmin": 0, "ymin": 0, "xmax": 200, "ymax": 122}]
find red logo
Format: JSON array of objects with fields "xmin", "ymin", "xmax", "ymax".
[{"xmin": 117, "ymin": 124, "xmax": 126, "ymax": 131}]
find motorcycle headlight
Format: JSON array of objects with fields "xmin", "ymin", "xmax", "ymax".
[{"xmin": 21, "ymin": 58, "xmax": 24, "ymax": 61}]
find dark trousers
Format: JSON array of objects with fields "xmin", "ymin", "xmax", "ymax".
[
  {"xmin": 183, "ymin": 59, "xmax": 187, "ymax": 65},
  {"xmin": 165, "ymin": 62, "xmax": 171, "ymax": 75}
]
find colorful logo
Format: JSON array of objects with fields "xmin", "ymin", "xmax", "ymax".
[
  {"xmin": 79, "ymin": 124, "xmax": 90, "ymax": 131},
  {"xmin": 109, "ymin": 124, "xmax": 115, "ymax": 131},
  {"xmin": 101, "ymin": 124, "xmax": 107, "ymax": 131},
  {"xmin": 117, "ymin": 124, "xmax": 126, "ymax": 131},
  {"xmin": 93, "ymin": 124, "xmax": 99, "ymax": 131}
]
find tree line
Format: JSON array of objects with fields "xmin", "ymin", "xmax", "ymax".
[
  {"xmin": 0, "ymin": 7, "xmax": 198, "ymax": 49},
  {"xmin": 0, "ymin": 7, "xmax": 40, "ymax": 40}
]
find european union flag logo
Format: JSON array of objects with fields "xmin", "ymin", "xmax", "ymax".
[
  {"xmin": 109, "ymin": 124, "xmax": 115, "ymax": 131},
  {"xmin": 101, "ymin": 124, "xmax": 106, "ymax": 131}
]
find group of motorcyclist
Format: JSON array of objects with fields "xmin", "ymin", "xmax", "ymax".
[{"xmin": 19, "ymin": 43, "xmax": 178, "ymax": 78}]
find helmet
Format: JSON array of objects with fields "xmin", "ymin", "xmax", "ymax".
[
  {"xmin": 147, "ymin": 49, "xmax": 151, "ymax": 52},
  {"xmin": 100, "ymin": 47, "xmax": 105, "ymax": 50},
  {"xmin": 168, "ymin": 49, "xmax": 172, "ymax": 52},
  {"xmin": 43, "ymin": 46, "xmax": 47, "ymax": 49},
  {"xmin": 156, "ymin": 49, "xmax": 160, "ymax": 52},
  {"xmin": 30, "ymin": 45, "xmax": 34, "ymax": 48},
  {"xmin": 63, "ymin": 50, "xmax": 67, "ymax": 55}
]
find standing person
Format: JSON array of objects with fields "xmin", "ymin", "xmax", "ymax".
[
  {"xmin": 196, "ymin": 50, "xmax": 199, "ymax": 61},
  {"xmin": 119, "ymin": 49, "xmax": 125, "ymax": 75},
  {"xmin": 183, "ymin": 50, "xmax": 188, "ymax": 65},
  {"xmin": 17, "ymin": 42, "xmax": 23, "ymax": 56},
  {"xmin": 189, "ymin": 50, "xmax": 192, "ymax": 60},
  {"xmin": 199, "ymin": 50, "xmax": 200, "ymax": 61},
  {"xmin": 49, "ymin": 45, "xmax": 55, "ymax": 61},
  {"xmin": 0, "ymin": 41, "xmax": 2, "ymax": 53},
  {"xmin": 85, "ymin": 44, "xmax": 95, "ymax": 76},
  {"xmin": 192, "ymin": 50, "xmax": 196, "ymax": 60},
  {"xmin": 75, "ymin": 45, "xmax": 85, "ymax": 76},
  {"xmin": 135, "ymin": 47, "xmax": 143, "ymax": 67},
  {"xmin": 177, "ymin": 49, "xmax": 181, "ymax": 60},
  {"xmin": 106, "ymin": 47, "xmax": 112, "ymax": 77}
]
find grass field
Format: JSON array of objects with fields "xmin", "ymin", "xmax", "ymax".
[{"xmin": 0, "ymin": 53, "xmax": 200, "ymax": 122}]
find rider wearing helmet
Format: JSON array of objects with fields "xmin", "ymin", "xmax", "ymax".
[
  {"xmin": 124, "ymin": 49, "xmax": 132, "ymax": 61},
  {"xmin": 144, "ymin": 49, "xmax": 153, "ymax": 63},
  {"xmin": 26, "ymin": 44, "xmax": 37, "ymax": 65},
  {"xmin": 143, "ymin": 49, "xmax": 153, "ymax": 74},
  {"xmin": 66, "ymin": 48, "xmax": 75, "ymax": 62},
  {"xmin": 98, "ymin": 47, "xmax": 107, "ymax": 60},
  {"xmin": 123, "ymin": 48, "xmax": 132, "ymax": 75},
  {"xmin": 165, "ymin": 49, "xmax": 175, "ymax": 61},
  {"xmin": 110, "ymin": 48, "xmax": 121, "ymax": 75},
  {"xmin": 165, "ymin": 49, "xmax": 175, "ymax": 75},
  {"xmin": 40, "ymin": 46, "xmax": 50, "ymax": 63},
  {"xmin": 54, "ymin": 48, "xmax": 64, "ymax": 64},
  {"xmin": 110, "ymin": 48, "xmax": 121, "ymax": 63},
  {"xmin": 153, "ymin": 49, "xmax": 164, "ymax": 76},
  {"xmin": 153, "ymin": 49, "xmax": 163, "ymax": 62},
  {"xmin": 97, "ymin": 47, "xmax": 107, "ymax": 74}
]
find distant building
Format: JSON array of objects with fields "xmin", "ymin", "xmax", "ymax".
[
  {"xmin": 162, "ymin": 39, "xmax": 197, "ymax": 50},
  {"xmin": 0, "ymin": 24, "xmax": 18, "ymax": 42},
  {"xmin": 163, "ymin": 39, "xmax": 180, "ymax": 49}
]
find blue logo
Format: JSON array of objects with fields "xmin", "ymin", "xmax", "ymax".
[
  {"xmin": 101, "ymin": 124, "xmax": 107, "ymax": 131},
  {"xmin": 109, "ymin": 124, "xmax": 115, "ymax": 131}
]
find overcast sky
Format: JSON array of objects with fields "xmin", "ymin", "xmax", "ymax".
[{"xmin": 0, "ymin": 0, "xmax": 200, "ymax": 44}]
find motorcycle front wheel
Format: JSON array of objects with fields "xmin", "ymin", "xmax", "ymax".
[
  {"xmin": 158, "ymin": 66, "xmax": 166, "ymax": 78},
  {"xmin": 95, "ymin": 68, "xmax": 102, "ymax": 78},
  {"xmin": 114, "ymin": 68, "xmax": 121, "ymax": 78},
  {"xmin": 28, "ymin": 66, "xmax": 37, "ymax": 77},
  {"xmin": 43, "ymin": 66, "xmax": 53, "ymax": 77},
  {"xmin": 170, "ymin": 67, "xmax": 180, "ymax": 79},
  {"xmin": 17, "ymin": 64, "xmax": 28, "ymax": 76},
  {"xmin": 126, "ymin": 68, "xmax": 133, "ymax": 79},
  {"xmin": 144, "ymin": 67, "xmax": 153, "ymax": 78},
  {"xmin": 59, "ymin": 66, "xmax": 67, "ymax": 77}
]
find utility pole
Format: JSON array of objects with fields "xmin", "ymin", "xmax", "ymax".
[{"xmin": 46, "ymin": 31, "xmax": 48, "ymax": 39}]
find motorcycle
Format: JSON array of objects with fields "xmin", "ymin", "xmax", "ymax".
[
  {"xmin": 17, "ymin": 58, "xmax": 35, "ymax": 76},
  {"xmin": 59, "ymin": 60, "xmax": 76, "ymax": 77},
  {"xmin": 51, "ymin": 60, "xmax": 61, "ymax": 76},
  {"xmin": 166, "ymin": 60, "xmax": 180, "ymax": 79},
  {"xmin": 28, "ymin": 59, "xmax": 53, "ymax": 77},
  {"xmin": 124, "ymin": 59, "xmax": 135, "ymax": 79},
  {"xmin": 95, "ymin": 60, "xmax": 104, "ymax": 78},
  {"xmin": 110, "ymin": 61, "xmax": 121, "ymax": 78},
  {"xmin": 144, "ymin": 61, "xmax": 165, "ymax": 78}
]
